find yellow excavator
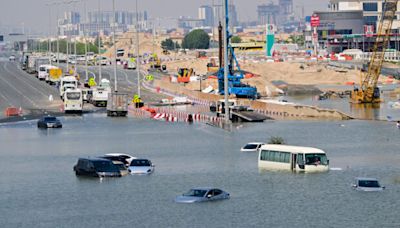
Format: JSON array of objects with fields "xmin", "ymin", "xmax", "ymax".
[{"xmin": 351, "ymin": 0, "xmax": 398, "ymax": 103}]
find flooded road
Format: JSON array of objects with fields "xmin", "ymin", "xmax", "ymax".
[{"xmin": 1, "ymin": 114, "xmax": 400, "ymax": 227}]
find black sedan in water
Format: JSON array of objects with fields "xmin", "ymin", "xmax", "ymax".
[{"xmin": 37, "ymin": 116, "xmax": 62, "ymax": 128}]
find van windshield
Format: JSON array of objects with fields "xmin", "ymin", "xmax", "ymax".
[
  {"xmin": 93, "ymin": 161, "xmax": 119, "ymax": 172},
  {"xmin": 305, "ymin": 154, "xmax": 328, "ymax": 165}
]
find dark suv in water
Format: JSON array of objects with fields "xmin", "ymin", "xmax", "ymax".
[{"xmin": 73, "ymin": 158, "xmax": 122, "ymax": 177}]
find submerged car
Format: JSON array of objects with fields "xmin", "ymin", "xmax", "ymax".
[
  {"xmin": 37, "ymin": 116, "xmax": 62, "ymax": 128},
  {"xmin": 102, "ymin": 153, "xmax": 136, "ymax": 167},
  {"xmin": 112, "ymin": 161, "xmax": 129, "ymax": 176},
  {"xmin": 175, "ymin": 188, "xmax": 230, "ymax": 203},
  {"xmin": 352, "ymin": 178, "xmax": 385, "ymax": 192},
  {"xmin": 9, "ymin": 55, "xmax": 16, "ymax": 61},
  {"xmin": 73, "ymin": 158, "xmax": 122, "ymax": 178},
  {"xmin": 240, "ymin": 142, "xmax": 265, "ymax": 152},
  {"xmin": 128, "ymin": 158, "xmax": 154, "ymax": 174}
]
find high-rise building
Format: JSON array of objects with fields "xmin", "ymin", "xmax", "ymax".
[
  {"xmin": 257, "ymin": 3, "xmax": 280, "ymax": 26},
  {"xmin": 198, "ymin": 5, "xmax": 214, "ymax": 27},
  {"xmin": 229, "ymin": 4, "xmax": 238, "ymax": 27},
  {"xmin": 328, "ymin": 0, "xmax": 400, "ymax": 30},
  {"xmin": 64, "ymin": 11, "xmax": 80, "ymax": 25}
]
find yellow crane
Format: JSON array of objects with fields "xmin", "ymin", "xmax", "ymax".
[{"xmin": 351, "ymin": 0, "xmax": 398, "ymax": 103}]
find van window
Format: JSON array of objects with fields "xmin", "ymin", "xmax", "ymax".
[
  {"xmin": 260, "ymin": 150, "xmax": 290, "ymax": 163},
  {"xmin": 66, "ymin": 92, "xmax": 81, "ymax": 100}
]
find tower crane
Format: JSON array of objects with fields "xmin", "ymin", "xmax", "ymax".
[{"xmin": 351, "ymin": 0, "xmax": 398, "ymax": 103}]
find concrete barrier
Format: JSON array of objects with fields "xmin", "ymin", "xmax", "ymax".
[{"xmin": 151, "ymin": 79, "xmax": 352, "ymax": 120}]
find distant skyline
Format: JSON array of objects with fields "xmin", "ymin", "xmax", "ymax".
[{"xmin": 0, "ymin": 0, "xmax": 329, "ymax": 34}]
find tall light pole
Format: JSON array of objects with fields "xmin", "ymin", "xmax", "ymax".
[
  {"xmin": 84, "ymin": 0, "xmax": 88, "ymax": 81},
  {"xmin": 97, "ymin": 0, "xmax": 102, "ymax": 82},
  {"xmin": 223, "ymin": 0, "xmax": 229, "ymax": 122},
  {"xmin": 112, "ymin": 0, "xmax": 118, "ymax": 92},
  {"xmin": 136, "ymin": 0, "xmax": 140, "ymax": 98}
]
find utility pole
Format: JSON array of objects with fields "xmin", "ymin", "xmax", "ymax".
[{"xmin": 223, "ymin": 0, "xmax": 229, "ymax": 122}]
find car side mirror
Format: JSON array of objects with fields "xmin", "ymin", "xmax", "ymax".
[
  {"xmin": 327, "ymin": 160, "xmax": 330, "ymax": 165},
  {"xmin": 382, "ymin": 186, "xmax": 386, "ymax": 189}
]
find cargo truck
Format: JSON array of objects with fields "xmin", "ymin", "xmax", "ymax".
[
  {"xmin": 107, "ymin": 92, "xmax": 128, "ymax": 117},
  {"xmin": 34, "ymin": 58, "xmax": 51, "ymax": 76}
]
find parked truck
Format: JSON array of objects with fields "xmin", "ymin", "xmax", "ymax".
[
  {"xmin": 34, "ymin": 58, "xmax": 51, "ymax": 76},
  {"xmin": 107, "ymin": 92, "xmax": 128, "ymax": 117},
  {"xmin": 27, "ymin": 55, "xmax": 39, "ymax": 74}
]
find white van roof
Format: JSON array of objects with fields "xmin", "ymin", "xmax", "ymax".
[{"xmin": 260, "ymin": 144, "xmax": 326, "ymax": 154}]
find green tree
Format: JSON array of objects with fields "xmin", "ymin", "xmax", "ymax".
[
  {"xmin": 231, "ymin": 36, "xmax": 242, "ymax": 43},
  {"xmin": 289, "ymin": 35, "xmax": 305, "ymax": 47},
  {"xmin": 182, "ymin": 29, "xmax": 210, "ymax": 49},
  {"xmin": 161, "ymin": 38, "xmax": 176, "ymax": 50}
]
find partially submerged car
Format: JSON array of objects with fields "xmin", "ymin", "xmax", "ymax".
[
  {"xmin": 102, "ymin": 153, "xmax": 136, "ymax": 167},
  {"xmin": 37, "ymin": 116, "xmax": 62, "ymax": 128},
  {"xmin": 73, "ymin": 158, "xmax": 122, "ymax": 178},
  {"xmin": 240, "ymin": 142, "xmax": 265, "ymax": 152},
  {"xmin": 352, "ymin": 178, "xmax": 385, "ymax": 192},
  {"xmin": 128, "ymin": 159, "xmax": 154, "ymax": 174},
  {"xmin": 112, "ymin": 161, "xmax": 129, "ymax": 176},
  {"xmin": 175, "ymin": 188, "xmax": 230, "ymax": 203}
]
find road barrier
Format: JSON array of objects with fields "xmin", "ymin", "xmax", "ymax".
[{"xmin": 4, "ymin": 107, "xmax": 21, "ymax": 117}]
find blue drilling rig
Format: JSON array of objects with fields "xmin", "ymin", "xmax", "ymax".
[{"xmin": 217, "ymin": 0, "xmax": 259, "ymax": 99}]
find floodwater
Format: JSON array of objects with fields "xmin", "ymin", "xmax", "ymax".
[
  {"xmin": 285, "ymin": 84, "xmax": 400, "ymax": 121},
  {"xmin": 1, "ymin": 114, "xmax": 400, "ymax": 228}
]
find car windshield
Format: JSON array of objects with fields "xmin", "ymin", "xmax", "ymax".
[
  {"xmin": 359, "ymin": 180, "xmax": 380, "ymax": 188},
  {"xmin": 44, "ymin": 117, "xmax": 57, "ymax": 122},
  {"xmin": 130, "ymin": 159, "xmax": 151, "ymax": 167},
  {"xmin": 183, "ymin": 189, "xmax": 208, "ymax": 197},
  {"xmin": 66, "ymin": 92, "xmax": 81, "ymax": 100},
  {"xmin": 39, "ymin": 67, "xmax": 46, "ymax": 71},
  {"xmin": 243, "ymin": 144, "xmax": 259, "ymax": 149},
  {"xmin": 305, "ymin": 154, "xmax": 328, "ymax": 165},
  {"xmin": 93, "ymin": 161, "xmax": 119, "ymax": 172}
]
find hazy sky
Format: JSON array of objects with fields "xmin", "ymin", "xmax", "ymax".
[{"xmin": 0, "ymin": 0, "xmax": 328, "ymax": 34}]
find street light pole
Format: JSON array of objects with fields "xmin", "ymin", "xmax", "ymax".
[
  {"xmin": 112, "ymin": 0, "xmax": 118, "ymax": 92},
  {"xmin": 136, "ymin": 0, "xmax": 140, "ymax": 98},
  {"xmin": 84, "ymin": 0, "xmax": 88, "ymax": 81},
  {"xmin": 97, "ymin": 0, "xmax": 102, "ymax": 82}
]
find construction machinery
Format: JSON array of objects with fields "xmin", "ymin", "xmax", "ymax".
[
  {"xmin": 177, "ymin": 68, "xmax": 193, "ymax": 83},
  {"xmin": 148, "ymin": 53, "xmax": 167, "ymax": 73},
  {"xmin": 351, "ymin": 0, "xmax": 398, "ymax": 103},
  {"xmin": 217, "ymin": 16, "xmax": 258, "ymax": 99}
]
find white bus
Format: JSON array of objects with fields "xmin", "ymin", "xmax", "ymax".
[
  {"xmin": 258, "ymin": 144, "xmax": 329, "ymax": 173},
  {"xmin": 59, "ymin": 76, "xmax": 78, "ymax": 99},
  {"xmin": 64, "ymin": 88, "xmax": 83, "ymax": 113}
]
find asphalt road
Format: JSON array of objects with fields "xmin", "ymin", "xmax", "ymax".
[
  {"xmin": 59, "ymin": 63, "xmax": 167, "ymax": 102},
  {"xmin": 0, "ymin": 50, "xmax": 167, "ymax": 119},
  {"xmin": 0, "ymin": 52, "xmax": 62, "ymax": 118}
]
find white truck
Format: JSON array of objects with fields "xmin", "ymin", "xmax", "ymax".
[
  {"xmin": 27, "ymin": 55, "xmax": 39, "ymax": 74},
  {"xmin": 91, "ymin": 79, "xmax": 111, "ymax": 107},
  {"xmin": 38, "ymin": 65, "xmax": 51, "ymax": 80},
  {"xmin": 34, "ymin": 58, "xmax": 51, "ymax": 76},
  {"xmin": 59, "ymin": 76, "xmax": 78, "ymax": 99}
]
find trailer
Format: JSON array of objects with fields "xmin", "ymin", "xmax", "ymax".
[{"xmin": 107, "ymin": 92, "xmax": 128, "ymax": 117}]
